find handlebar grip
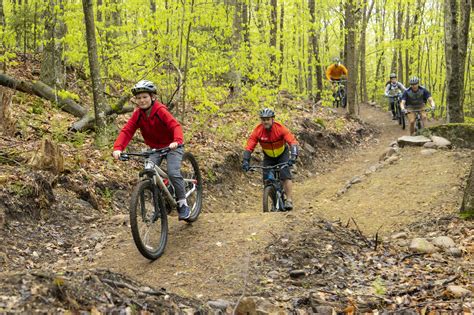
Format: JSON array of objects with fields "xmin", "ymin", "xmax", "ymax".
[{"xmin": 119, "ymin": 154, "xmax": 130, "ymax": 161}]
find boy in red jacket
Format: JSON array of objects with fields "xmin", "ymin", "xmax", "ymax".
[{"xmin": 112, "ymin": 80, "xmax": 190, "ymax": 220}]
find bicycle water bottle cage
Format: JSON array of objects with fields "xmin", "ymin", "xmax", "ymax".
[{"xmin": 139, "ymin": 169, "xmax": 155, "ymax": 178}]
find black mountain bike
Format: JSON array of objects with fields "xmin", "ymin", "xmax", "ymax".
[
  {"xmin": 119, "ymin": 146, "xmax": 203, "ymax": 260},
  {"xmin": 333, "ymin": 80, "xmax": 347, "ymax": 108},
  {"xmin": 249, "ymin": 162, "xmax": 290, "ymax": 212},
  {"xmin": 407, "ymin": 108, "xmax": 432, "ymax": 134},
  {"xmin": 387, "ymin": 94, "xmax": 405, "ymax": 129}
]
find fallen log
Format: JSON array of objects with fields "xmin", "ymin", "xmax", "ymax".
[
  {"xmin": 0, "ymin": 72, "xmax": 87, "ymax": 117},
  {"xmin": 70, "ymin": 95, "xmax": 134, "ymax": 131},
  {"xmin": 0, "ymin": 72, "xmax": 135, "ymax": 132}
]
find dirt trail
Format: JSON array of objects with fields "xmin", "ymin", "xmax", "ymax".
[{"xmin": 96, "ymin": 105, "xmax": 471, "ymax": 301}]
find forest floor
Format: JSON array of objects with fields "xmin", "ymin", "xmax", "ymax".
[
  {"xmin": 94, "ymin": 103, "xmax": 473, "ymax": 312},
  {"xmin": 0, "ymin": 90, "xmax": 473, "ymax": 313}
]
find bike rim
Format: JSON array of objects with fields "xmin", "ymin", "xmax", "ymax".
[
  {"xmin": 135, "ymin": 186, "xmax": 164, "ymax": 253},
  {"xmin": 182, "ymin": 156, "xmax": 201, "ymax": 216}
]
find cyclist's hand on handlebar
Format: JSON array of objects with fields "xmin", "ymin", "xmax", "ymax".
[
  {"xmin": 431, "ymin": 105, "xmax": 436, "ymax": 111},
  {"xmin": 112, "ymin": 150, "xmax": 122, "ymax": 160},
  {"xmin": 169, "ymin": 142, "xmax": 179, "ymax": 150},
  {"xmin": 242, "ymin": 161, "xmax": 250, "ymax": 172}
]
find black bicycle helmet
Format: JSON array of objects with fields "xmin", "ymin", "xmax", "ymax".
[
  {"xmin": 259, "ymin": 108, "xmax": 275, "ymax": 118},
  {"xmin": 131, "ymin": 80, "xmax": 157, "ymax": 95},
  {"xmin": 390, "ymin": 73, "xmax": 397, "ymax": 79},
  {"xmin": 409, "ymin": 76, "xmax": 420, "ymax": 85}
]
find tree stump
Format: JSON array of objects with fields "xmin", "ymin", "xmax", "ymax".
[
  {"xmin": 461, "ymin": 156, "xmax": 474, "ymax": 218},
  {"xmin": 0, "ymin": 87, "xmax": 16, "ymax": 136},
  {"xmin": 29, "ymin": 138, "xmax": 64, "ymax": 174}
]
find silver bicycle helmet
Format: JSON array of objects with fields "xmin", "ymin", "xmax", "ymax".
[
  {"xmin": 409, "ymin": 76, "xmax": 420, "ymax": 85},
  {"xmin": 390, "ymin": 73, "xmax": 397, "ymax": 79},
  {"xmin": 259, "ymin": 108, "xmax": 275, "ymax": 118},
  {"xmin": 131, "ymin": 80, "xmax": 157, "ymax": 95}
]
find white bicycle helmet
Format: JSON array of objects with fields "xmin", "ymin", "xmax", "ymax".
[{"xmin": 131, "ymin": 80, "xmax": 157, "ymax": 95}]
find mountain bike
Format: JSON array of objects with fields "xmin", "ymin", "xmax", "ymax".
[
  {"xmin": 249, "ymin": 162, "xmax": 290, "ymax": 212},
  {"xmin": 406, "ymin": 108, "xmax": 432, "ymax": 134},
  {"xmin": 119, "ymin": 146, "xmax": 203, "ymax": 260},
  {"xmin": 386, "ymin": 94, "xmax": 405, "ymax": 129},
  {"xmin": 332, "ymin": 80, "xmax": 347, "ymax": 108}
]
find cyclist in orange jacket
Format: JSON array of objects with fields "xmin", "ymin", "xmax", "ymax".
[{"xmin": 242, "ymin": 108, "xmax": 299, "ymax": 210}]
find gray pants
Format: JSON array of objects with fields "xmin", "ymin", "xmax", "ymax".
[{"xmin": 150, "ymin": 147, "xmax": 186, "ymax": 201}]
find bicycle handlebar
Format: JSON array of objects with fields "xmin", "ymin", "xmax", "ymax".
[
  {"xmin": 248, "ymin": 162, "xmax": 290, "ymax": 171},
  {"xmin": 119, "ymin": 144, "xmax": 184, "ymax": 161},
  {"xmin": 405, "ymin": 108, "xmax": 432, "ymax": 113}
]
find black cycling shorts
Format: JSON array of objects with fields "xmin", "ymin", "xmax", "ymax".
[{"xmin": 263, "ymin": 147, "xmax": 292, "ymax": 181}]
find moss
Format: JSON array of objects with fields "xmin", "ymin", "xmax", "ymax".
[{"xmin": 421, "ymin": 123, "xmax": 474, "ymax": 149}]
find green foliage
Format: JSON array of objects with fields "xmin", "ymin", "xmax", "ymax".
[
  {"xmin": 313, "ymin": 117, "xmax": 326, "ymax": 128},
  {"xmin": 0, "ymin": 0, "xmax": 471, "ymax": 121},
  {"xmin": 372, "ymin": 276, "xmax": 386, "ymax": 295},
  {"xmin": 8, "ymin": 182, "xmax": 33, "ymax": 197},
  {"xmin": 57, "ymin": 90, "xmax": 80, "ymax": 102}
]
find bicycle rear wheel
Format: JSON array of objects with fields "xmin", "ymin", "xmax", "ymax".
[
  {"xmin": 129, "ymin": 179, "xmax": 168, "ymax": 260},
  {"xmin": 263, "ymin": 185, "xmax": 277, "ymax": 212},
  {"xmin": 181, "ymin": 152, "xmax": 203, "ymax": 222}
]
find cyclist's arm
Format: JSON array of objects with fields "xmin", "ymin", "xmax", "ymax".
[
  {"xmin": 244, "ymin": 126, "xmax": 260, "ymax": 152},
  {"xmin": 113, "ymin": 110, "xmax": 140, "ymax": 151},
  {"xmin": 384, "ymin": 84, "xmax": 391, "ymax": 97},
  {"xmin": 156, "ymin": 107, "xmax": 184, "ymax": 144},
  {"xmin": 400, "ymin": 91, "xmax": 408, "ymax": 110},
  {"xmin": 341, "ymin": 65, "xmax": 349, "ymax": 78},
  {"xmin": 282, "ymin": 126, "xmax": 298, "ymax": 147},
  {"xmin": 398, "ymin": 82, "xmax": 407, "ymax": 92},
  {"xmin": 326, "ymin": 66, "xmax": 333, "ymax": 81},
  {"xmin": 427, "ymin": 96, "xmax": 436, "ymax": 108}
]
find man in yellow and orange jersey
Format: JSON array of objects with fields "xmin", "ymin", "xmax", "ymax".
[
  {"xmin": 326, "ymin": 57, "xmax": 348, "ymax": 81},
  {"xmin": 242, "ymin": 108, "xmax": 299, "ymax": 210}
]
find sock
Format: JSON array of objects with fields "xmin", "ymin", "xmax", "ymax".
[{"xmin": 178, "ymin": 199, "xmax": 188, "ymax": 207}]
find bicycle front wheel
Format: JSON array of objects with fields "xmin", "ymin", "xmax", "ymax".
[
  {"xmin": 182, "ymin": 152, "xmax": 203, "ymax": 222},
  {"xmin": 263, "ymin": 185, "xmax": 277, "ymax": 212},
  {"xmin": 129, "ymin": 179, "xmax": 168, "ymax": 260}
]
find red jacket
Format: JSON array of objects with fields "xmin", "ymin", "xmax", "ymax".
[
  {"xmin": 245, "ymin": 122, "xmax": 298, "ymax": 158},
  {"xmin": 113, "ymin": 101, "xmax": 183, "ymax": 151}
]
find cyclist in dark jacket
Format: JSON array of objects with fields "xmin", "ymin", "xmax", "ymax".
[
  {"xmin": 112, "ymin": 80, "xmax": 190, "ymax": 220},
  {"xmin": 400, "ymin": 76, "xmax": 436, "ymax": 135}
]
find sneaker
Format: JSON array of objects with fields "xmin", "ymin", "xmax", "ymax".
[
  {"xmin": 284, "ymin": 199, "xmax": 293, "ymax": 211},
  {"xmin": 178, "ymin": 204, "xmax": 190, "ymax": 220}
]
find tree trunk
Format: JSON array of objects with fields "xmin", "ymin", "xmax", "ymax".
[
  {"xmin": 278, "ymin": 2, "xmax": 284, "ymax": 86},
  {"xmin": 358, "ymin": 0, "xmax": 374, "ymax": 104},
  {"xmin": 181, "ymin": 0, "xmax": 195, "ymax": 120},
  {"xmin": 444, "ymin": 0, "xmax": 470, "ymax": 123},
  {"xmin": 269, "ymin": 0, "xmax": 277, "ymax": 85},
  {"xmin": 229, "ymin": 0, "xmax": 242, "ymax": 98},
  {"xmin": 82, "ymin": 0, "xmax": 108, "ymax": 145},
  {"xmin": 345, "ymin": 0, "xmax": 359, "ymax": 116},
  {"xmin": 40, "ymin": 0, "xmax": 67, "ymax": 88},
  {"xmin": 396, "ymin": 2, "xmax": 403, "ymax": 81},
  {"xmin": 0, "ymin": 0, "xmax": 5, "ymax": 28}
]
